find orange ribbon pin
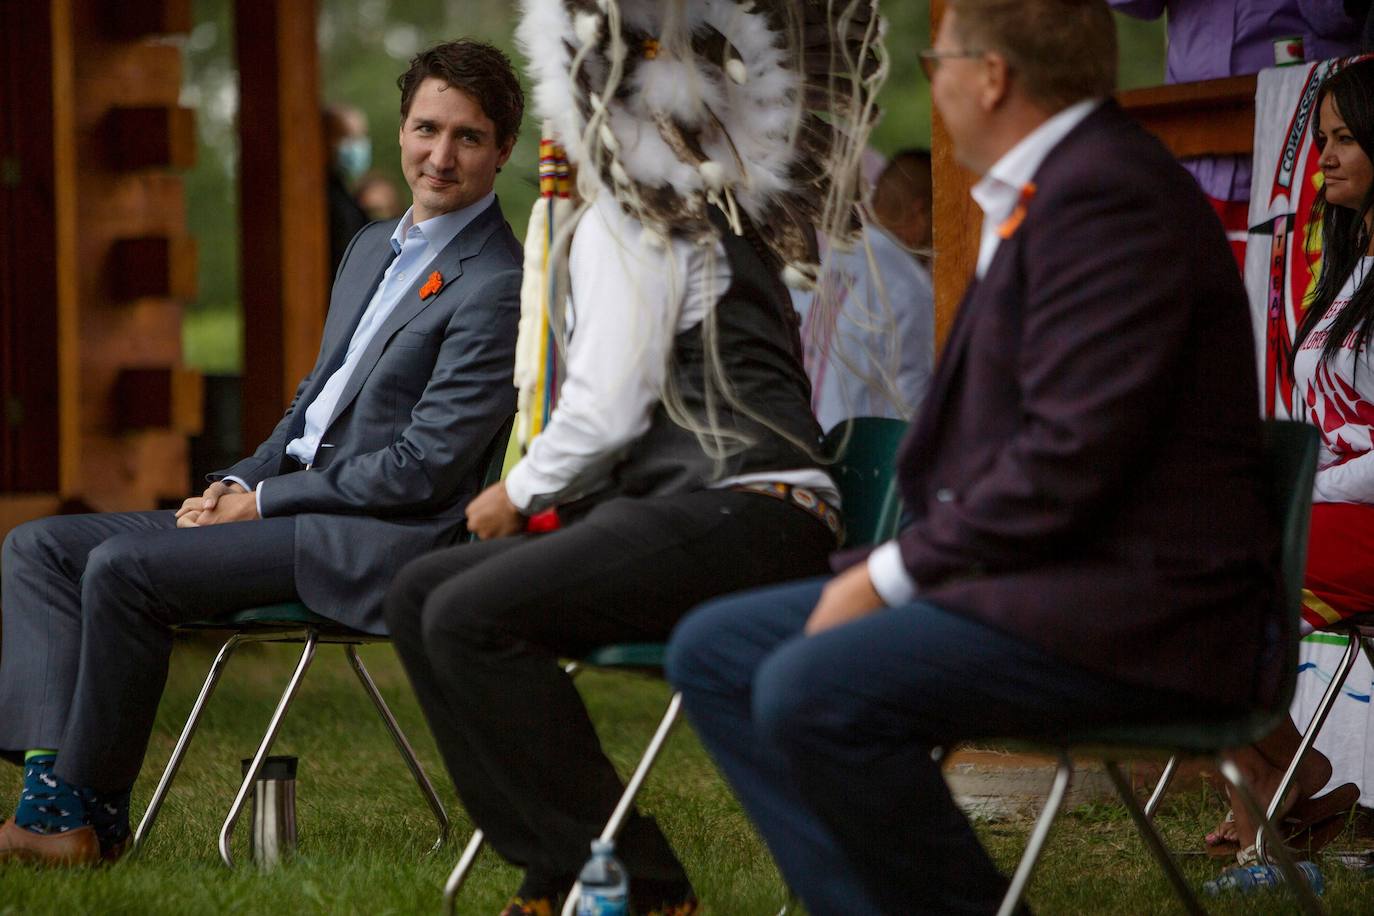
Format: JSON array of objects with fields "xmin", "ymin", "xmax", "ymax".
[
  {"xmin": 996, "ymin": 182, "xmax": 1037, "ymax": 240},
  {"xmin": 419, "ymin": 270, "xmax": 443, "ymax": 300}
]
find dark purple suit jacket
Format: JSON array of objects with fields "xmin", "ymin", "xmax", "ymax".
[{"xmin": 851, "ymin": 101, "xmax": 1282, "ymax": 709}]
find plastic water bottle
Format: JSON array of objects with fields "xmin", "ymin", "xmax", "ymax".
[
  {"xmin": 576, "ymin": 839, "xmax": 629, "ymax": 916},
  {"xmin": 1202, "ymin": 861, "xmax": 1325, "ymax": 897}
]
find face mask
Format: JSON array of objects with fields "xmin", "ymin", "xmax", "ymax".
[{"xmin": 337, "ymin": 137, "xmax": 372, "ymax": 180}]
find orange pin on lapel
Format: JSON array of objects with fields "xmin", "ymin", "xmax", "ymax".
[
  {"xmin": 997, "ymin": 182, "xmax": 1037, "ymax": 240},
  {"xmin": 419, "ymin": 270, "xmax": 443, "ymax": 299}
]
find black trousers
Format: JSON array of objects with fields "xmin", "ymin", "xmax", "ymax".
[
  {"xmin": 383, "ymin": 489, "xmax": 834, "ymax": 894},
  {"xmin": 0, "ymin": 511, "xmax": 298, "ymax": 791}
]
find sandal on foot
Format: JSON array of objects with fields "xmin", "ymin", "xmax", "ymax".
[{"xmin": 1286, "ymin": 783, "xmax": 1360, "ymax": 834}]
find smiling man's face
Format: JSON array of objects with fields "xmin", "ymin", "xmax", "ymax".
[{"xmin": 399, "ymin": 76, "xmax": 512, "ymax": 222}]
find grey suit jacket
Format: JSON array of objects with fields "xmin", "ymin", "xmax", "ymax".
[{"xmin": 212, "ymin": 198, "xmax": 521, "ymax": 633}]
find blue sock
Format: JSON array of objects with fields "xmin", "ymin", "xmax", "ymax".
[
  {"xmin": 77, "ymin": 785, "xmax": 131, "ymax": 851},
  {"xmin": 14, "ymin": 754, "xmax": 86, "ymax": 836}
]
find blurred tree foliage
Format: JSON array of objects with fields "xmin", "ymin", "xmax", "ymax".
[{"xmin": 181, "ymin": 1, "xmax": 1164, "ymax": 373}]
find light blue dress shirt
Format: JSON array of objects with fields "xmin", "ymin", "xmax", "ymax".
[{"xmin": 228, "ymin": 192, "xmax": 494, "ymax": 512}]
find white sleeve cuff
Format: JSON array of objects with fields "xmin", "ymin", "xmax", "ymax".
[
  {"xmin": 252, "ymin": 480, "xmax": 264, "ymax": 517},
  {"xmin": 222, "ymin": 475, "xmax": 252, "ymax": 493},
  {"xmin": 503, "ymin": 461, "xmax": 534, "ymax": 513},
  {"xmin": 867, "ymin": 540, "xmax": 918, "ymax": 607}
]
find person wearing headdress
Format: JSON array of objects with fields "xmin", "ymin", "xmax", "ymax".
[{"xmin": 382, "ymin": 3, "xmax": 886, "ymax": 913}]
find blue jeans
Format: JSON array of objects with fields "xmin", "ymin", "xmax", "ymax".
[{"xmin": 666, "ymin": 577, "xmax": 1205, "ymax": 915}]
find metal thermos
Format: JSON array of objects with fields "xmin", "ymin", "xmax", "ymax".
[{"xmin": 240, "ymin": 755, "xmax": 298, "ymax": 868}]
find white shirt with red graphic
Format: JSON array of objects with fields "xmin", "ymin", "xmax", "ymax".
[{"xmin": 1294, "ymin": 256, "xmax": 1374, "ymax": 504}]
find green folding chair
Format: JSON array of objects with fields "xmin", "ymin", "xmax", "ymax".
[
  {"xmin": 134, "ymin": 416, "xmax": 513, "ymax": 868},
  {"xmin": 439, "ymin": 416, "xmax": 909, "ymax": 916},
  {"xmin": 992, "ymin": 420, "xmax": 1323, "ymax": 916}
]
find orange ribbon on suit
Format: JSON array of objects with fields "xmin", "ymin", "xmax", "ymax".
[
  {"xmin": 419, "ymin": 270, "xmax": 443, "ymax": 299},
  {"xmin": 997, "ymin": 182, "xmax": 1037, "ymax": 240}
]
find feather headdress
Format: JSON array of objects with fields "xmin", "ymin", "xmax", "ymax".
[{"xmin": 515, "ymin": 0, "xmax": 887, "ymax": 289}]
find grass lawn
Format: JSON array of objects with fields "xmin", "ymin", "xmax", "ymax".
[{"xmin": 1, "ymin": 639, "xmax": 1371, "ymax": 914}]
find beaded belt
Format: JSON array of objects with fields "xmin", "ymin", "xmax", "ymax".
[{"xmin": 731, "ymin": 482, "xmax": 845, "ymax": 545}]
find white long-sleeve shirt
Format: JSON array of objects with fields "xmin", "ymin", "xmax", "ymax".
[
  {"xmin": 1294, "ymin": 256, "xmax": 1374, "ymax": 504},
  {"xmin": 504, "ymin": 193, "xmax": 836, "ymax": 514}
]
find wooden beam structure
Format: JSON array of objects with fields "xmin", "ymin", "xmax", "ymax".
[
  {"xmin": 0, "ymin": 0, "xmax": 199, "ymax": 534},
  {"xmin": 929, "ymin": 0, "xmax": 1260, "ymax": 352},
  {"xmin": 235, "ymin": 0, "xmax": 329, "ymax": 450}
]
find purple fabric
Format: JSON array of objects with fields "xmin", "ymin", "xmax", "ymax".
[{"xmin": 1111, "ymin": 0, "xmax": 1360, "ymax": 200}]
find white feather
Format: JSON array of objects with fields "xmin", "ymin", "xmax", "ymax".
[{"xmin": 574, "ymin": 12, "xmax": 600, "ymax": 46}]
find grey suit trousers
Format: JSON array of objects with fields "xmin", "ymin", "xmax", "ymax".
[{"xmin": 0, "ymin": 511, "xmax": 297, "ymax": 792}]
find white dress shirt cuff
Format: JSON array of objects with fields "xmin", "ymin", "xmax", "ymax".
[
  {"xmin": 867, "ymin": 540, "xmax": 917, "ymax": 607},
  {"xmin": 503, "ymin": 462, "xmax": 535, "ymax": 514}
]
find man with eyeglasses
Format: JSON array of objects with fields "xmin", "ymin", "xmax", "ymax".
[{"xmin": 668, "ymin": 1, "xmax": 1280, "ymax": 911}]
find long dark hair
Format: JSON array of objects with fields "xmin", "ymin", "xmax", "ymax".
[{"xmin": 1293, "ymin": 59, "xmax": 1374, "ymax": 367}]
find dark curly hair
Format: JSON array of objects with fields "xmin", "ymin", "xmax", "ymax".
[{"xmin": 397, "ymin": 39, "xmax": 525, "ymax": 147}]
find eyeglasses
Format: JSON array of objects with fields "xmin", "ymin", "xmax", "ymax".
[{"xmin": 918, "ymin": 48, "xmax": 986, "ymax": 80}]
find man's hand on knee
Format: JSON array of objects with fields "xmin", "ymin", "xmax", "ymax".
[
  {"xmin": 805, "ymin": 564, "xmax": 885, "ymax": 636},
  {"xmin": 175, "ymin": 480, "xmax": 247, "ymax": 528},
  {"xmin": 196, "ymin": 490, "xmax": 259, "ymax": 526},
  {"xmin": 465, "ymin": 481, "xmax": 525, "ymax": 540}
]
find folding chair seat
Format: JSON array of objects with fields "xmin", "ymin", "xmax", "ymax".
[
  {"xmin": 439, "ymin": 416, "xmax": 909, "ymax": 916},
  {"xmin": 990, "ymin": 420, "xmax": 1324, "ymax": 916},
  {"xmin": 134, "ymin": 416, "xmax": 513, "ymax": 867}
]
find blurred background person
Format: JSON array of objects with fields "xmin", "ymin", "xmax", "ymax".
[
  {"xmin": 324, "ymin": 102, "xmax": 372, "ymax": 274},
  {"xmin": 797, "ymin": 148, "xmax": 935, "ymax": 431},
  {"xmin": 354, "ymin": 169, "xmax": 404, "ymax": 220}
]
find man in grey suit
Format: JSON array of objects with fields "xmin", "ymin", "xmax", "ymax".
[{"xmin": 0, "ymin": 39, "xmax": 524, "ymax": 866}]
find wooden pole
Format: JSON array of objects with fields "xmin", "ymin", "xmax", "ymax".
[
  {"xmin": 929, "ymin": 0, "xmax": 981, "ymax": 354},
  {"xmin": 235, "ymin": 0, "xmax": 328, "ymax": 450}
]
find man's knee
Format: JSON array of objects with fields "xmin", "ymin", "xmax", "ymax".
[
  {"xmin": 752, "ymin": 643, "xmax": 841, "ymax": 754},
  {"xmin": 416, "ymin": 578, "xmax": 506, "ymax": 651},
  {"xmin": 81, "ymin": 534, "xmax": 148, "ymax": 606},
  {"xmin": 665, "ymin": 598, "xmax": 738, "ymax": 693},
  {"xmin": 384, "ymin": 553, "xmax": 440, "ymax": 642},
  {"xmin": 2, "ymin": 517, "xmax": 61, "ymax": 572}
]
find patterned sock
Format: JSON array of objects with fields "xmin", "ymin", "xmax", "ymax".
[
  {"xmin": 77, "ymin": 785, "xmax": 132, "ymax": 852},
  {"xmin": 13, "ymin": 753, "xmax": 86, "ymax": 835}
]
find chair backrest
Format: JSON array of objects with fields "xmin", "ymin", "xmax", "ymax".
[
  {"xmin": 823, "ymin": 417, "xmax": 908, "ymax": 549},
  {"xmin": 481, "ymin": 414, "xmax": 516, "ymax": 489},
  {"xmin": 1262, "ymin": 418, "xmax": 1320, "ymax": 710}
]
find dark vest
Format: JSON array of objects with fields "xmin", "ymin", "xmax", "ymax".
[{"xmin": 609, "ymin": 218, "xmax": 824, "ymax": 497}]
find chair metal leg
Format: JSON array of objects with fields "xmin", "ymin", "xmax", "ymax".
[
  {"xmin": 443, "ymin": 828, "xmax": 486, "ymax": 916},
  {"xmin": 560, "ymin": 692, "xmax": 685, "ymax": 916},
  {"xmin": 344, "ymin": 644, "xmax": 449, "ymax": 853},
  {"xmin": 1358, "ymin": 633, "xmax": 1374, "ymax": 670},
  {"xmin": 1255, "ymin": 630, "xmax": 1361, "ymax": 865},
  {"xmin": 218, "ymin": 631, "xmax": 319, "ymax": 868},
  {"xmin": 1143, "ymin": 755, "xmax": 1179, "ymax": 821},
  {"xmin": 995, "ymin": 751, "xmax": 1072, "ymax": 916},
  {"xmin": 133, "ymin": 633, "xmax": 269, "ymax": 854},
  {"xmin": 1222, "ymin": 758, "xmax": 1326, "ymax": 916},
  {"xmin": 1103, "ymin": 760, "xmax": 1204, "ymax": 916}
]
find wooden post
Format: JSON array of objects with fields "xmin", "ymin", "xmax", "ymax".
[
  {"xmin": 235, "ymin": 0, "xmax": 328, "ymax": 450},
  {"xmin": 0, "ymin": 0, "xmax": 198, "ymax": 527},
  {"xmin": 0, "ymin": 1, "xmax": 61, "ymax": 497},
  {"xmin": 929, "ymin": 0, "xmax": 981, "ymax": 354}
]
